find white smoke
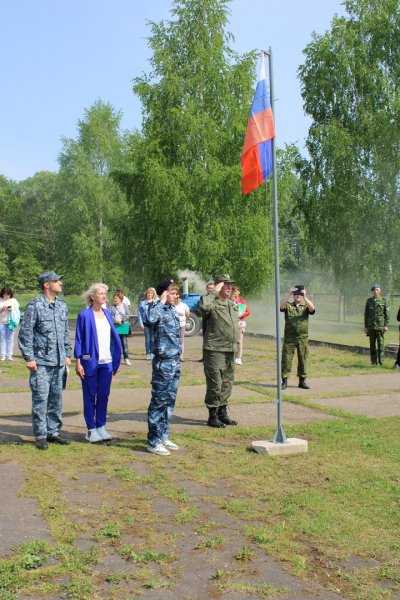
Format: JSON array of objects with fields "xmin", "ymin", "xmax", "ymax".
[{"xmin": 177, "ymin": 269, "xmax": 209, "ymax": 294}]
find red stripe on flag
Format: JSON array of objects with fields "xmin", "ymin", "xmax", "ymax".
[
  {"xmin": 241, "ymin": 146, "xmax": 264, "ymax": 196},
  {"xmin": 242, "ymin": 108, "xmax": 275, "ymax": 156}
]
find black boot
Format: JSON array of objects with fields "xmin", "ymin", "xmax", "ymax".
[
  {"xmin": 218, "ymin": 405, "xmax": 238, "ymax": 426},
  {"xmin": 298, "ymin": 378, "xmax": 310, "ymax": 389},
  {"xmin": 207, "ymin": 407, "xmax": 225, "ymax": 428},
  {"xmin": 282, "ymin": 378, "xmax": 288, "ymax": 390}
]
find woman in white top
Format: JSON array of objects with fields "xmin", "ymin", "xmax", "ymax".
[
  {"xmin": 0, "ymin": 286, "xmax": 20, "ymax": 361},
  {"xmin": 174, "ymin": 292, "xmax": 190, "ymax": 359},
  {"xmin": 74, "ymin": 283, "xmax": 122, "ymax": 443}
]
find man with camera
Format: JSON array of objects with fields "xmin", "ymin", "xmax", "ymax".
[{"xmin": 280, "ymin": 285, "xmax": 315, "ymax": 390}]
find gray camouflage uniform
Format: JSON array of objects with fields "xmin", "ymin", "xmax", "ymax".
[{"xmin": 18, "ymin": 294, "xmax": 71, "ymax": 441}]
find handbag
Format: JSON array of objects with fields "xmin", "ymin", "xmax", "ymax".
[
  {"xmin": 114, "ymin": 322, "xmax": 130, "ymax": 335},
  {"xmin": 7, "ymin": 307, "xmax": 21, "ymax": 330}
]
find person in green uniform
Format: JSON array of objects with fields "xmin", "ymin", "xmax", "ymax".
[
  {"xmin": 199, "ymin": 274, "xmax": 239, "ymax": 428},
  {"xmin": 280, "ymin": 285, "xmax": 315, "ymax": 390},
  {"xmin": 364, "ymin": 284, "xmax": 389, "ymax": 365}
]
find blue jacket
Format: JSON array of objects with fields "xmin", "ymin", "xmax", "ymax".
[
  {"xmin": 143, "ymin": 300, "xmax": 181, "ymax": 358},
  {"xmin": 74, "ymin": 306, "xmax": 122, "ymax": 376},
  {"xmin": 18, "ymin": 293, "xmax": 71, "ymax": 366}
]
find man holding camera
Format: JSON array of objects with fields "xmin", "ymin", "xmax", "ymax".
[{"xmin": 280, "ymin": 285, "xmax": 315, "ymax": 390}]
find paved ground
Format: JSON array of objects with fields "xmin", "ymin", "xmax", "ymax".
[{"xmin": 1, "ymin": 334, "xmax": 399, "ymax": 599}]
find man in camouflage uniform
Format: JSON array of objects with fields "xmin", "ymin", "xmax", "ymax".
[
  {"xmin": 144, "ymin": 278, "xmax": 181, "ymax": 456},
  {"xmin": 199, "ymin": 274, "xmax": 239, "ymax": 428},
  {"xmin": 364, "ymin": 284, "xmax": 389, "ymax": 365},
  {"xmin": 280, "ymin": 285, "xmax": 316, "ymax": 390},
  {"xmin": 18, "ymin": 271, "xmax": 71, "ymax": 450}
]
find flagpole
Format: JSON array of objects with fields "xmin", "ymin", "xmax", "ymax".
[{"xmin": 265, "ymin": 48, "xmax": 287, "ymax": 444}]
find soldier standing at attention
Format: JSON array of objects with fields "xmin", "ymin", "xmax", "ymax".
[
  {"xmin": 18, "ymin": 271, "xmax": 71, "ymax": 450},
  {"xmin": 199, "ymin": 274, "xmax": 239, "ymax": 428},
  {"xmin": 364, "ymin": 284, "xmax": 389, "ymax": 365},
  {"xmin": 280, "ymin": 285, "xmax": 315, "ymax": 390}
]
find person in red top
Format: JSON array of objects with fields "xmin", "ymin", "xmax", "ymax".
[{"xmin": 230, "ymin": 286, "xmax": 250, "ymax": 365}]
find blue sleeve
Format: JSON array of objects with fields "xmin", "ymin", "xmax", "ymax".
[
  {"xmin": 18, "ymin": 301, "xmax": 36, "ymax": 361},
  {"xmin": 74, "ymin": 312, "xmax": 84, "ymax": 359}
]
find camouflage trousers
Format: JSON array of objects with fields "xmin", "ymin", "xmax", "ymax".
[
  {"xmin": 368, "ymin": 329, "xmax": 385, "ymax": 365},
  {"xmin": 147, "ymin": 355, "xmax": 181, "ymax": 448},
  {"xmin": 203, "ymin": 350, "xmax": 235, "ymax": 408},
  {"xmin": 281, "ymin": 336, "xmax": 309, "ymax": 379},
  {"xmin": 30, "ymin": 365, "xmax": 65, "ymax": 440}
]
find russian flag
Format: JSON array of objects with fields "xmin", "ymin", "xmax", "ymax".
[{"xmin": 241, "ymin": 54, "xmax": 276, "ymax": 195}]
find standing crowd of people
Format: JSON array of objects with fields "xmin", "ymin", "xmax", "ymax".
[{"xmin": 1, "ymin": 270, "xmax": 393, "ymax": 454}]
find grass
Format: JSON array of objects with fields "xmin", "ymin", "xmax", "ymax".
[
  {"xmin": 1, "ymin": 336, "xmax": 400, "ymax": 598},
  {"xmin": 0, "ymin": 416, "xmax": 399, "ymax": 599}
]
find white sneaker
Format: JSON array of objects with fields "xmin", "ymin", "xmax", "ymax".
[
  {"xmin": 235, "ymin": 358, "xmax": 242, "ymax": 365},
  {"xmin": 125, "ymin": 358, "xmax": 131, "ymax": 366},
  {"xmin": 147, "ymin": 443, "xmax": 170, "ymax": 456},
  {"xmin": 0, "ymin": 357, "xmax": 5, "ymax": 361},
  {"xmin": 162, "ymin": 439, "xmax": 179, "ymax": 450},
  {"xmin": 96, "ymin": 426, "xmax": 112, "ymax": 441},
  {"xmin": 6, "ymin": 356, "xmax": 13, "ymax": 361},
  {"xmin": 146, "ymin": 354, "xmax": 152, "ymax": 360},
  {"xmin": 85, "ymin": 428, "xmax": 103, "ymax": 443}
]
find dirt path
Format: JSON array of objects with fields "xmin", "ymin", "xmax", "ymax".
[{"xmin": 1, "ymin": 335, "xmax": 399, "ymax": 599}]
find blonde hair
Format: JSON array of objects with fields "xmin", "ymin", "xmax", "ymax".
[
  {"xmin": 83, "ymin": 283, "xmax": 108, "ymax": 306},
  {"xmin": 145, "ymin": 287, "xmax": 158, "ymax": 299}
]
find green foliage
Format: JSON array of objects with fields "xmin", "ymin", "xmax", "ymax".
[
  {"xmin": 116, "ymin": 0, "xmax": 275, "ymax": 293},
  {"xmin": 298, "ymin": 0, "xmax": 400, "ymax": 293},
  {"xmin": 56, "ymin": 100, "xmax": 129, "ymax": 293},
  {"xmin": 0, "ymin": 171, "xmax": 59, "ymax": 290}
]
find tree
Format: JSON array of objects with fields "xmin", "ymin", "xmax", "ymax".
[
  {"xmin": 298, "ymin": 0, "xmax": 400, "ymax": 293},
  {"xmin": 57, "ymin": 100, "xmax": 129, "ymax": 292},
  {"xmin": 0, "ymin": 172, "xmax": 58, "ymax": 289},
  {"xmin": 117, "ymin": 0, "xmax": 275, "ymax": 293}
]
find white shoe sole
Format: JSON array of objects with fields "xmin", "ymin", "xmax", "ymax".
[{"xmin": 147, "ymin": 445, "xmax": 170, "ymax": 456}]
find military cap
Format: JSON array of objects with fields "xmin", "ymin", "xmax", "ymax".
[
  {"xmin": 214, "ymin": 273, "xmax": 235, "ymax": 285},
  {"xmin": 156, "ymin": 278, "xmax": 175, "ymax": 296},
  {"xmin": 371, "ymin": 283, "xmax": 381, "ymax": 291},
  {"xmin": 38, "ymin": 271, "xmax": 63, "ymax": 285},
  {"xmin": 293, "ymin": 285, "xmax": 305, "ymax": 295}
]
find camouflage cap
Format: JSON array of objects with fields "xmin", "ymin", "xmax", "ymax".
[
  {"xmin": 38, "ymin": 271, "xmax": 63, "ymax": 285},
  {"xmin": 214, "ymin": 274, "xmax": 235, "ymax": 285},
  {"xmin": 371, "ymin": 283, "xmax": 381, "ymax": 291}
]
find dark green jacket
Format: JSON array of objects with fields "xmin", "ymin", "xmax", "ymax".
[
  {"xmin": 281, "ymin": 300, "xmax": 315, "ymax": 338},
  {"xmin": 199, "ymin": 292, "xmax": 238, "ymax": 352},
  {"xmin": 364, "ymin": 296, "xmax": 389, "ymax": 330}
]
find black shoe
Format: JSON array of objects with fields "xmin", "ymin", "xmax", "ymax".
[
  {"xmin": 35, "ymin": 439, "xmax": 49, "ymax": 450},
  {"xmin": 207, "ymin": 407, "xmax": 225, "ymax": 428},
  {"xmin": 282, "ymin": 378, "xmax": 288, "ymax": 390},
  {"xmin": 217, "ymin": 405, "xmax": 238, "ymax": 426},
  {"xmin": 298, "ymin": 378, "xmax": 310, "ymax": 390},
  {"xmin": 47, "ymin": 435, "xmax": 70, "ymax": 445}
]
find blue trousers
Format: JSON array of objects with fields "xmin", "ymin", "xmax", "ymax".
[
  {"xmin": 144, "ymin": 327, "xmax": 152, "ymax": 355},
  {"xmin": 0, "ymin": 323, "xmax": 15, "ymax": 359},
  {"xmin": 147, "ymin": 355, "xmax": 181, "ymax": 448},
  {"xmin": 30, "ymin": 365, "xmax": 64, "ymax": 440},
  {"xmin": 81, "ymin": 363, "xmax": 113, "ymax": 430}
]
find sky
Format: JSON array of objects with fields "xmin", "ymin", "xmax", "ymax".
[{"xmin": 0, "ymin": 0, "xmax": 347, "ymax": 182}]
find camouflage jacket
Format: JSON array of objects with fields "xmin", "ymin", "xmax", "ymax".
[
  {"xmin": 281, "ymin": 300, "xmax": 315, "ymax": 338},
  {"xmin": 199, "ymin": 292, "xmax": 239, "ymax": 352},
  {"xmin": 143, "ymin": 300, "xmax": 181, "ymax": 358},
  {"xmin": 18, "ymin": 294, "xmax": 71, "ymax": 366},
  {"xmin": 364, "ymin": 297, "xmax": 389, "ymax": 330}
]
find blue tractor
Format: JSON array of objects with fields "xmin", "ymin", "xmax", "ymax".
[{"xmin": 181, "ymin": 292, "xmax": 202, "ymax": 336}]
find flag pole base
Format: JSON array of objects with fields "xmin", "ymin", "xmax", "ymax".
[{"xmin": 251, "ymin": 438, "xmax": 308, "ymax": 456}]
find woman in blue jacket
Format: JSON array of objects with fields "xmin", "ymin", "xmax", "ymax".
[{"xmin": 74, "ymin": 283, "xmax": 122, "ymax": 443}]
